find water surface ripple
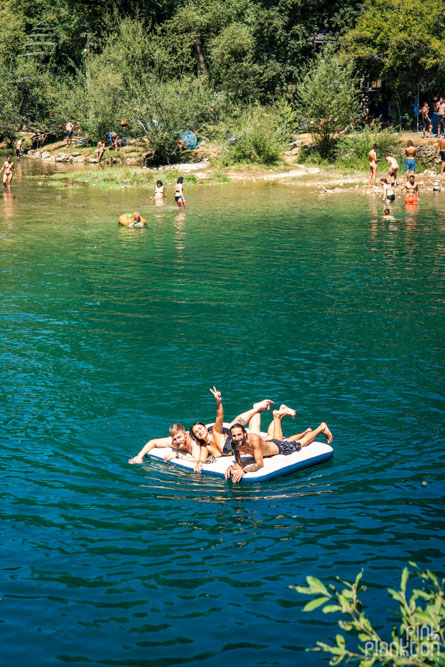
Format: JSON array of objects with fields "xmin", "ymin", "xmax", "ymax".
[{"xmin": 1, "ymin": 167, "xmax": 444, "ymax": 665}]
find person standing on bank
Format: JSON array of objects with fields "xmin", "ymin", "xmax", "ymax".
[
  {"xmin": 435, "ymin": 136, "xmax": 445, "ymax": 174},
  {"xmin": 368, "ymin": 144, "xmax": 380, "ymax": 186},
  {"xmin": 419, "ymin": 103, "xmax": 432, "ymax": 139},
  {"xmin": 65, "ymin": 120, "xmax": 74, "ymax": 146},
  {"xmin": 405, "ymin": 140, "xmax": 416, "ymax": 176}
]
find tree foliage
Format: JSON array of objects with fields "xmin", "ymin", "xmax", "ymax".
[
  {"xmin": 341, "ymin": 0, "xmax": 445, "ymax": 100},
  {"xmin": 296, "ymin": 44, "xmax": 362, "ymax": 154},
  {"xmin": 293, "ymin": 564, "xmax": 445, "ymax": 666},
  {"xmin": 0, "ymin": 0, "xmax": 443, "ymax": 161}
]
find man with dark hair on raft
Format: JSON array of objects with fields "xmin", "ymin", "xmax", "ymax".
[{"xmin": 224, "ymin": 421, "xmax": 333, "ymax": 483}]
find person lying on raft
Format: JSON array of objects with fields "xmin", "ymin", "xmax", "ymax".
[
  {"xmin": 191, "ymin": 395, "xmax": 311, "ymax": 461},
  {"xmin": 128, "ymin": 422, "xmax": 204, "ymax": 471},
  {"xmin": 247, "ymin": 403, "xmax": 314, "ymax": 442},
  {"xmin": 189, "ymin": 389, "xmax": 276, "ymax": 460},
  {"xmin": 225, "ymin": 421, "xmax": 333, "ymax": 483}
]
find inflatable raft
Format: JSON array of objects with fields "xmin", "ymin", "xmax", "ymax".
[
  {"xmin": 146, "ymin": 425, "xmax": 333, "ymax": 483},
  {"xmin": 118, "ymin": 213, "xmax": 146, "ymax": 227}
]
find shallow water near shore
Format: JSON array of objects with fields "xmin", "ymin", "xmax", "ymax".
[{"xmin": 1, "ymin": 158, "xmax": 444, "ymax": 666}]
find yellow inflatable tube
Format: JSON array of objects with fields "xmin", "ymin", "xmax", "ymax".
[{"xmin": 118, "ymin": 212, "xmax": 147, "ymax": 227}]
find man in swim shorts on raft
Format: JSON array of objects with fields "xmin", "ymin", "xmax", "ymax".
[
  {"xmin": 190, "ymin": 391, "xmax": 317, "ymax": 464},
  {"xmin": 225, "ymin": 420, "xmax": 333, "ymax": 483}
]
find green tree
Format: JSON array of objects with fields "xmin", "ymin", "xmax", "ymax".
[
  {"xmin": 128, "ymin": 74, "xmax": 218, "ymax": 162},
  {"xmin": 296, "ymin": 43, "xmax": 362, "ymax": 155},
  {"xmin": 226, "ymin": 103, "xmax": 292, "ymax": 165},
  {"xmin": 0, "ymin": 66, "xmax": 21, "ymax": 143},
  {"xmin": 341, "ymin": 0, "xmax": 445, "ymax": 118}
]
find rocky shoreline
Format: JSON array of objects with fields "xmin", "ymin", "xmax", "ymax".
[{"xmin": 16, "ymin": 133, "xmax": 444, "ymax": 194}]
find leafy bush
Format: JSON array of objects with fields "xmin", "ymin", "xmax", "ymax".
[
  {"xmin": 129, "ymin": 76, "xmax": 221, "ymax": 163},
  {"xmin": 292, "ymin": 564, "xmax": 445, "ymax": 666},
  {"xmin": 299, "ymin": 124, "xmax": 402, "ymax": 170},
  {"xmin": 335, "ymin": 125, "xmax": 401, "ymax": 170},
  {"xmin": 225, "ymin": 104, "xmax": 290, "ymax": 165},
  {"xmin": 296, "ymin": 43, "xmax": 362, "ymax": 156},
  {"xmin": 0, "ymin": 67, "xmax": 20, "ymax": 143}
]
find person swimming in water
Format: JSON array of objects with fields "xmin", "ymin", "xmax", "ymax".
[{"xmin": 174, "ymin": 176, "xmax": 186, "ymax": 208}]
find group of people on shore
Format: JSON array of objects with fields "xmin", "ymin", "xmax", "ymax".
[
  {"xmin": 368, "ymin": 138, "xmax": 445, "ymax": 191},
  {"xmin": 128, "ymin": 388, "xmax": 333, "ymax": 482},
  {"xmin": 367, "ymin": 137, "xmax": 445, "ymax": 217},
  {"xmin": 419, "ymin": 98, "xmax": 445, "ymax": 139}
]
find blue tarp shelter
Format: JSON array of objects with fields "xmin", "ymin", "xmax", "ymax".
[{"xmin": 178, "ymin": 131, "xmax": 198, "ymax": 149}]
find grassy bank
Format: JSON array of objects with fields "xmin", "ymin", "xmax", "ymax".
[{"xmin": 28, "ymin": 129, "xmax": 442, "ymax": 192}]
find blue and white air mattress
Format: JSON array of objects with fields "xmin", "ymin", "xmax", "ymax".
[{"xmin": 146, "ymin": 425, "xmax": 333, "ymax": 482}]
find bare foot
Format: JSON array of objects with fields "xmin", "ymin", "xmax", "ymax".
[
  {"xmin": 272, "ymin": 404, "xmax": 296, "ymax": 419},
  {"xmin": 321, "ymin": 422, "xmax": 333, "ymax": 444},
  {"xmin": 253, "ymin": 399, "xmax": 274, "ymax": 412}
]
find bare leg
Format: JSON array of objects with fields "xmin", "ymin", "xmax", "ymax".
[
  {"xmin": 295, "ymin": 422, "xmax": 333, "ymax": 447},
  {"xmin": 265, "ymin": 405, "xmax": 295, "ymax": 439},
  {"xmin": 230, "ymin": 399, "xmax": 274, "ymax": 428}
]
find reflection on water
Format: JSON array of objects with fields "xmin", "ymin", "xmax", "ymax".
[
  {"xmin": 0, "ymin": 163, "xmax": 444, "ymax": 666},
  {"xmin": 2, "ymin": 189, "xmax": 14, "ymax": 220}
]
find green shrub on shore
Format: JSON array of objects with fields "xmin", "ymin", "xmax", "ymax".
[
  {"xmin": 299, "ymin": 126, "xmax": 401, "ymax": 170},
  {"xmin": 296, "ymin": 43, "xmax": 362, "ymax": 157},
  {"xmin": 292, "ymin": 563, "xmax": 445, "ymax": 666},
  {"xmin": 220, "ymin": 103, "xmax": 292, "ymax": 165}
]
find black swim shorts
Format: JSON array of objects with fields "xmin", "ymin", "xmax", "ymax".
[{"xmin": 269, "ymin": 439, "xmax": 302, "ymax": 455}]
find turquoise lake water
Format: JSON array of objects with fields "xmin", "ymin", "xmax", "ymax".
[{"xmin": 1, "ymin": 159, "xmax": 444, "ymax": 666}]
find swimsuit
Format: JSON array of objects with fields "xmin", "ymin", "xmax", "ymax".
[
  {"xmin": 208, "ymin": 426, "xmax": 233, "ymax": 455},
  {"xmin": 269, "ymin": 439, "xmax": 302, "ymax": 455},
  {"xmin": 440, "ymin": 151, "xmax": 445, "ymax": 162},
  {"xmin": 405, "ymin": 194, "xmax": 418, "ymax": 204},
  {"xmin": 405, "ymin": 158, "xmax": 416, "ymax": 171}
]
